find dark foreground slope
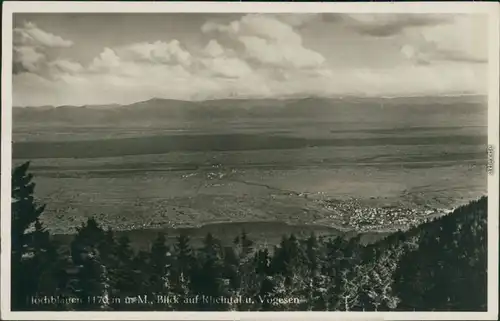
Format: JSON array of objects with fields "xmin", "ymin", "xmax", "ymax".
[
  {"xmin": 392, "ymin": 196, "xmax": 488, "ymax": 311},
  {"xmin": 11, "ymin": 162, "xmax": 488, "ymax": 311}
]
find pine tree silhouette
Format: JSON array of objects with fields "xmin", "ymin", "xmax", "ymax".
[
  {"xmin": 11, "ymin": 162, "xmax": 62, "ymax": 310},
  {"xmin": 193, "ymin": 233, "xmax": 227, "ymax": 311},
  {"xmin": 69, "ymin": 218, "xmax": 110, "ymax": 310},
  {"xmin": 149, "ymin": 232, "xmax": 172, "ymax": 310},
  {"xmin": 170, "ymin": 232, "xmax": 195, "ymax": 310},
  {"xmin": 109, "ymin": 235, "xmax": 136, "ymax": 310}
]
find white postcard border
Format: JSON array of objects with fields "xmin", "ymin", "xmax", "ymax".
[{"xmin": 1, "ymin": 2, "xmax": 499, "ymax": 320}]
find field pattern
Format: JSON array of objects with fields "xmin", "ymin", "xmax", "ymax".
[{"xmin": 13, "ymin": 97, "xmax": 488, "ymax": 236}]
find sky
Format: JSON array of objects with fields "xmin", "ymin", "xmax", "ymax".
[{"xmin": 12, "ymin": 13, "xmax": 489, "ymax": 106}]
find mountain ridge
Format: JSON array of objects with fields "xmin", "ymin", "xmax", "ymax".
[
  {"xmin": 13, "ymin": 93, "xmax": 486, "ymax": 109},
  {"xmin": 13, "ymin": 94, "xmax": 488, "ymax": 128}
]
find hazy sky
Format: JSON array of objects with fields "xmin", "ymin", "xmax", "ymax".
[{"xmin": 12, "ymin": 13, "xmax": 488, "ymax": 106}]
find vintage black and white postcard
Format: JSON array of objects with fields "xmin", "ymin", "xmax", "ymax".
[{"xmin": 1, "ymin": 2, "xmax": 499, "ymax": 320}]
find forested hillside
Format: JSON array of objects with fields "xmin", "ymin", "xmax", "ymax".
[{"xmin": 11, "ymin": 162, "xmax": 487, "ymax": 311}]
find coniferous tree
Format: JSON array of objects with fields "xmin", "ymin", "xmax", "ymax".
[
  {"xmin": 149, "ymin": 232, "xmax": 172, "ymax": 310},
  {"xmin": 11, "ymin": 162, "xmax": 63, "ymax": 310},
  {"xmin": 222, "ymin": 246, "xmax": 240, "ymax": 290},
  {"xmin": 239, "ymin": 230, "xmax": 254, "ymax": 258},
  {"xmin": 192, "ymin": 233, "xmax": 227, "ymax": 310},
  {"xmin": 300, "ymin": 233, "xmax": 328, "ymax": 310},
  {"xmin": 69, "ymin": 218, "xmax": 110, "ymax": 310},
  {"xmin": 255, "ymin": 248, "xmax": 272, "ymax": 276},
  {"xmin": 128, "ymin": 250, "xmax": 153, "ymax": 310},
  {"xmin": 271, "ymin": 234, "xmax": 305, "ymax": 286},
  {"xmin": 27, "ymin": 221, "xmax": 68, "ymax": 310},
  {"xmin": 170, "ymin": 233, "xmax": 195, "ymax": 310},
  {"xmin": 305, "ymin": 233, "xmax": 319, "ymax": 272},
  {"xmin": 232, "ymin": 230, "xmax": 258, "ymax": 310},
  {"xmin": 109, "ymin": 235, "xmax": 136, "ymax": 310},
  {"xmin": 322, "ymin": 236, "xmax": 346, "ymax": 309}
]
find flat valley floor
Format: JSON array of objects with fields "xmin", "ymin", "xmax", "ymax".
[{"xmin": 12, "ymin": 96, "xmax": 488, "ymax": 245}]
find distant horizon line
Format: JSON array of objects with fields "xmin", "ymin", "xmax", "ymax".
[{"xmin": 13, "ymin": 92, "xmax": 487, "ymax": 109}]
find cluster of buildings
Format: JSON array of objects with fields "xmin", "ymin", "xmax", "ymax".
[{"xmin": 320, "ymin": 198, "xmax": 438, "ymax": 232}]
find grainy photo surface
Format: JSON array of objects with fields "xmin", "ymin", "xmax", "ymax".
[{"xmin": 1, "ymin": 3, "xmax": 499, "ymax": 320}]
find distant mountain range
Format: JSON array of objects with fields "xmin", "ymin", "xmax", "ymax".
[{"xmin": 13, "ymin": 95, "xmax": 487, "ymax": 127}]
